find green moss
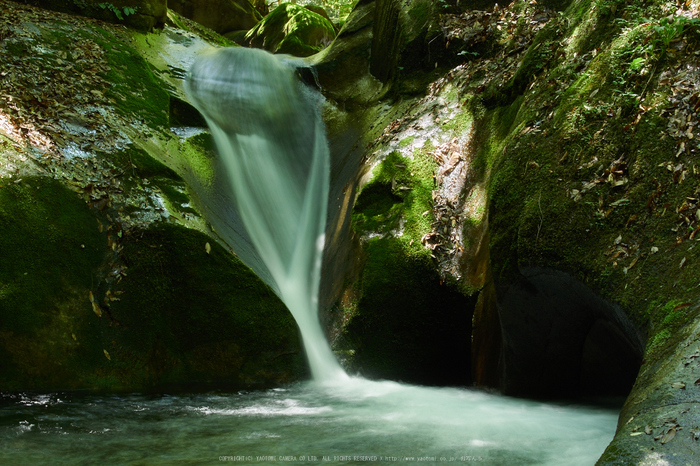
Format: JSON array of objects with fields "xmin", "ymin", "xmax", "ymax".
[
  {"xmin": 180, "ymin": 132, "xmax": 216, "ymax": 186},
  {"xmin": 166, "ymin": 10, "xmax": 236, "ymax": 47},
  {"xmin": 398, "ymin": 135, "xmax": 415, "ymax": 147},
  {"xmin": 101, "ymin": 223, "xmax": 305, "ymax": 388},
  {"xmin": 0, "ymin": 177, "xmax": 107, "ymax": 390},
  {"xmin": 407, "ymin": 1, "xmax": 430, "ymax": 30},
  {"xmin": 352, "ymin": 145, "xmax": 436, "ymax": 257},
  {"xmin": 343, "ymin": 137, "xmax": 474, "ymax": 384},
  {"xmin": 462, "ymin": 0, "xmax": 700, "ymax": 346},
  {"xmin": 647, "ymin": 328, "xmax": 671, "ymax": 352},
  {"xmin": 41, "ymin": 24, "xmax": 170, "ymax": 132},
  {"xmin": 92, "ymin": 26, "xmax": 170, "ymax": 130},
  {"xmin": 0, "ymin": 177, "xmax": 106, "ymax": 336},
  {"xmin": 245, "ymin": 3, "xmax": 336, "ymax": 57}
]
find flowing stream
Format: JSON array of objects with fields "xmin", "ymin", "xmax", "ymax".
[
  {"xmin": 0, "ymin": 48, "xmax": 620, "ymax": 464},
  {"xmin": 0, "ymin": 384, "xmax": 618, "ymax": 465}
]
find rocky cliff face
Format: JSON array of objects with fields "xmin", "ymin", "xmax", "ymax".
[
  {"xmin": 314, "ymin": 0, "xmax": 700, "ymax": 461},
  {"xmin": 0, "ymin": 0, "xmax": 306, "ymax": 391},
  {"xmin": 24, "ymin": 0, "xmax": 168, "ymax": 30}
]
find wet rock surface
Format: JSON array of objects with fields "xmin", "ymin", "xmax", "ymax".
[{"xmin": 0, "ymin": 0, "xmax": 305, "ymax": 391}]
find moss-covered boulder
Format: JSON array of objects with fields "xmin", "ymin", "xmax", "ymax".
[
  {"xmin": 0, "ymin": 0, "xmax": 305, "ymax": 391},
  {"xmin": 168, "ymin": 0, "xmax": 261, "ymax": 36},
  {"xmin": 335, "ymin": 150, "xmax": 474, "ymax": 385},
  {"xmin": 245, "ymin": 3, "xmax": 336, "ymax": 57},
  {"xmin": 26, "ymin": 0, "xmax": 167, "ymax": 31}
]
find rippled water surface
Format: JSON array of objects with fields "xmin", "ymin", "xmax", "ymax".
[{"xmin": 0, "ymin": 378, "xmax": 619, "ymax": 465}]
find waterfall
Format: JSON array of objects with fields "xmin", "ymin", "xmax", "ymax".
[{"xmin": 184, "ymin": 47, "xmax": 346, "ymax": 382}]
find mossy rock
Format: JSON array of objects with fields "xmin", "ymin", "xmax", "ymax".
[
  {"xmin": 27, "ymin": 0, "xmax": 167, "ymax": 31},
  {"xmin": 168, "ymin": 0, "xmax": 261, "ymax": 35},
  {"xmin": 337, "ymin": 147, "xmax": 475, "ymax": 386},
  {"xmin": 0, "ymin": 185, "xmax": 306, "ymax": 390},
  {"xmin": 0, "ymin": 2, "xmax": 307, "ymax": 391},
  {"xmin": 340, "ymin": 237, "xmax": 474, "ymax": 385},
  {"xmin": 95, "ymin": 223, "xmax": 306, "ymax": 390},
  {"xmin": 0, "ymin": 177, "xmax": 107, "ymax": 389},
  {"xmin": 245, "ymin": 3, "xmax": 337, "ymax": 57}
]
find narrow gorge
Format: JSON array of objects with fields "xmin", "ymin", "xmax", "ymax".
[{"xmin": 1, "ymin": 0, "xmax": 700, "ymax": 463}]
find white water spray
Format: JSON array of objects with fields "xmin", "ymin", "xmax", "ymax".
[{"xmin": 184, "ymin": 48, "xmax": 345, "ymax": 381}]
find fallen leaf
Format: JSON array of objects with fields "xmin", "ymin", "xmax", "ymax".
[
  {"xmin": 661, "ymin": 426, "xmax": 676, "ymax": 444},
  {"xmin": 103, "ymin": 349, "xmax": 111, "ymax": 361},
  {"xmin": 673, "ymin": 302, "xmax": 692, "ymax": 311},
  {"xmin": 645, "ymin": 425, "xmax": 653, "ymax": 435},
  {"xmin": 680, "ymin": 257, "xmax": 687, "ymax": 268},
  {"xmin": 671, "ymin": 381, "xmax": 686, "ymax": 389},
  {"xmin": 205, "ymin": 242, "xmax": 211, "ymax": 254},
  {"xmin": 91, "ymin": 301, "xmax": 102, "ymax": 317}
]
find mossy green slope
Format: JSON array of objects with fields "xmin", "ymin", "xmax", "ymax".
[
  {"xmin": 0, "ymin": 1, "xmax": 305, "ymax": 391},
  {"xmin": 443, "ymin": 0, "xmax": 700, "ymax": 460}
]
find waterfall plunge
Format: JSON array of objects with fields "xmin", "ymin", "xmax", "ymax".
[{"xmin": 185, "ymin": 48, "xmax": 346, "ymax": 382}]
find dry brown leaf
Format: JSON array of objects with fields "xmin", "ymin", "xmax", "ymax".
[{"xmin": 661, "ymin": 427, "xmax": 676, "ymax": 444}]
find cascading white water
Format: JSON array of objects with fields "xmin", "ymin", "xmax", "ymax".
[{"xmin": 184, "ymin": 47, "xmax": 346, "ymax": 381}]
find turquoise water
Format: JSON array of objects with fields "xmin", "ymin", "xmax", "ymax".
[{"xmin": 1, "ymin": 377, "xmax": 619, "ymax": 465}]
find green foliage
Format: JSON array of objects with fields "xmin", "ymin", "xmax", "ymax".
[
  {"xmin": 651, "ymin": 15, "xmax": 698, "ymax": 51},
  {"xmin": 97, "ymin": 3, "xmax": 137, "ymax": 21},
  {"xmin": 246, "ymin": 3, "xmax": 337, "ymax": 57},
  {"xmin": 321, "ymin": 0, "xmax": 357, "ymax": 22},
  {"xmin": 629, "ymin": 56, "xmax": 645, "ymax": 71}
]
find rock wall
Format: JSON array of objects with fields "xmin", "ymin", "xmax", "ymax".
[
  {"xmin": 315, "ymin": 0, "xmax": 700, "ymax": 461},
  {"xmin": 0, "ymin": 0, "xmax": 305, "ymax": 391},
  {"xmin": 168, "ymin": 0, "xmax": 260, "ymax": 35},
  {"xmin": 25, "ymin": 0, "xmax": 167, "ymax": 30}
]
